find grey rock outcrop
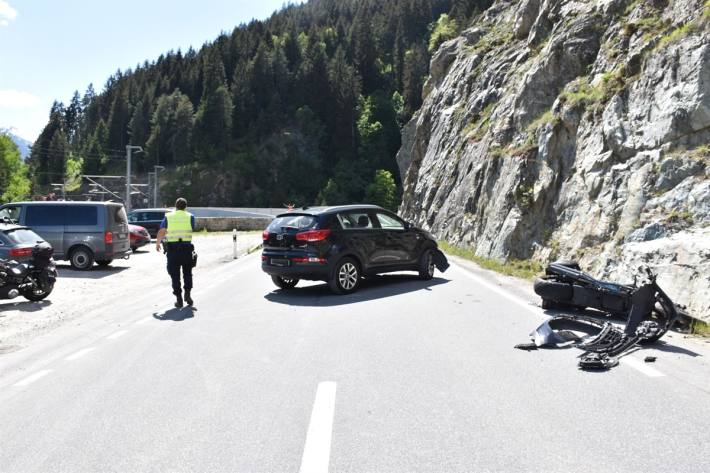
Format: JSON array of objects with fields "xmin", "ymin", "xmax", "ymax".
[{"xmin": 397, "ymin": 0, "xmax": 710, "ymax": 320}]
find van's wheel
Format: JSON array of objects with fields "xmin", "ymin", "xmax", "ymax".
[
  {"xmin": 418, "ymin": 249, "xmax": 435, "ymax": 280},
  {"xmin": 96, "ymin": 260, "xmax": 113, "ymax": 268},
  {"xmin": 329, "ymin": 257, "xmax": 360, "ymax": 294},
  {"xmin": 271, "ymin": 275, "xmax": 298, "ymax": 289},
  {"xmin": 70, "ymin": 247, "xmax": 94, "ymax": 270}
]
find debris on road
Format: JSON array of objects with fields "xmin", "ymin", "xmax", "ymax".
[{"xmin": 645, "ymin": 356, "xmax": 657, "ymax": 363}]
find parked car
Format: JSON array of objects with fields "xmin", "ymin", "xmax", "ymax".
[
  {"xmin": 261, "ymin": 205, "xmax": 448, "ymax": 294},
  {"xmin": 129, "ymin": 224, "xmax": 151, "ymax": 251},
  {"xmin": 0, "ymin": 202, "xmax": 131, "ymax": 270},
  {"xmin": 127, "ymin": 208, "xmax": 171, "ymax": 237},
  {"xmin": 0, "ymin": 220, "xmax": 48, "ymax": 263}
]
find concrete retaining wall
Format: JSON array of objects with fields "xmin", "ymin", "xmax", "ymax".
[{"xmin": 195, "ymin": 217, "xmax": 272, "ymax": 232}]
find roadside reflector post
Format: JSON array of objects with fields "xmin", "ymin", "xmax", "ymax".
[{"xmin": 233, "ymin": 229, "xmax": 238, "ymax": 259}]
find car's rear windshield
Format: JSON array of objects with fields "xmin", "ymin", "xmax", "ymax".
[
  {"xmin": 267, "ymin": 214, "xmax": 317, "ymax": 232},
  {"xmin": 112, "ymin": 205, "xmax": 128, "ymax": 224},
  {"xmin": 3, "ymin": 228, "xmax": 43, "ymax": 245}
]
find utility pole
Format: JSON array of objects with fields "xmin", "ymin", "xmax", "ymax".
[
  {"xmin": 125, "ymin": 145, "xmax": 143, "ymax": 213},
  {"xmin": 154, "ymin": 165, "xmax": 165, "ymax": 207}
]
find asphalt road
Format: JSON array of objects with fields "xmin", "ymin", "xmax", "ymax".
[{"xmin": 0, "ymin": 252, "xmax": 709, "ymax": 473}]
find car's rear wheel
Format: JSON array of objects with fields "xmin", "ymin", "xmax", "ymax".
[
  {"xmin": 271, "ymin": 275, "xmax": 299, "ymax": 289},
  {"xmin": 329, "ymin": 257, "xmax": 360, "ymax": 294},
  {"xmin": 70, "ymin": 247, "xmax": 94, "ymax": 270},
  {"xmin": 418, "ymin": 249, "xmax": 435, "ymax": 280}
]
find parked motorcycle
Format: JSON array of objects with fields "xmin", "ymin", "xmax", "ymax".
[
  {"xmin": 0, "ymin": 243, "xmax": 57, "ymax": 302},
  {"xmin": 534, "ymin": 261, "xmax": 687, "ymax": 343}
]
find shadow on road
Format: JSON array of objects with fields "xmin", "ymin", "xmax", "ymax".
[
  {"xmin": 57, "ymin": 265, "xmax": 129, "ymax": 280},
  {"xmin": 264, "ymin": 274, "xmax": 450, "ymax": 307},
  {"xmin": 153, "ymin": 307, "xmax": 197, "ymax": 321},
  {"xmin": 0, "ymin": 299, "xmax": 52, "ymax": 312}
]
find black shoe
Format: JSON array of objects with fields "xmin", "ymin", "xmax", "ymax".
[
  {"xmin": 175, "ymin": 295, "xmax": 184, "ymax": 308},
  {"xmin": 184, "ymin": 290, "xmax": 193, "ymax": 306}
]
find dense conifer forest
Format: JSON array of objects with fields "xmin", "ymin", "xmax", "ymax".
[{"xmin": 27, "ymin": 0, "xmax": 491, "ymax": 208}]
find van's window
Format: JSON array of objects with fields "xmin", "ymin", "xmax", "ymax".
[
  {"xmin": 4, "ymin": 228, "xmax": 44, "ymax": 245},
  {"xmin": 65, "ymin": 206, "xmax": 98, "ymax": 226},
  {"xmin": 337, "ymin": 212, "xmax": 373, "ymax": 229},
  {"xmin": 267, "ymin": 215, "xmax": 316, "ymax": 231},
  {"xmin": 26, "ymin": 206, "xmax": 64, "ymax": 226},
  {"xmin": 113, "ymin": 206, "xmax": 128, "ymax": 224},
  {"xmin": 0, "ymin": 206, "xmax": 21, "ymax": 222}
]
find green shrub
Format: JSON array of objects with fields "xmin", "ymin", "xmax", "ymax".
[{"xmin": 429, "ymin": 14, "xmax": 459, "ymax": 53}]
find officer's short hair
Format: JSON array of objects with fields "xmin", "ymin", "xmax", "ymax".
[{"xmin": 175, "ymin": 198, "xmax": 187, "ymax": 210}]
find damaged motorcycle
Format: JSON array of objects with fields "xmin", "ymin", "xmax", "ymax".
[
  {"xmin": 519, "ymin": 262, "xmax": 689, "ymax": 370},
  {"xmin": 0, "ymin": 243, "xmax": 57, "ymax": 302}
]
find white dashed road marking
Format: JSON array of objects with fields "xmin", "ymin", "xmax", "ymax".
[
  {"xmin": 299, "ymin": 381, "xmax": 337, "ymax": 473},
  {"xmin": 106, "ymin": 330, "xmax": 128, "ymax": 340},
  {"xmin": 65, "ymin": 347, "xmax": 96, "ymax": 361},
  {"xmin": 13, "ymin": 370, "xmax": 52, "ymax": 387},
  {"xmin": 449, "ymin": 262, "xmax": 666, "ymax": 378}
]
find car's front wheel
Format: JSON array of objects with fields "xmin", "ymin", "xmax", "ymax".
[
  {"xmin": 329, "ymin": 257, "xmax": 360, "ymax": 294},
  {"xmin": 418, "ymin": 249, "xmax": 435, "ymax": 280},
  {"xmin": 271, "ymin": 275, "xmax": 299, "ymax": 289}
]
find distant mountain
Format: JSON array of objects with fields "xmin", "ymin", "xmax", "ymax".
[{"xmin": 0, "ymin": 127, "xmax": 32, "ymax": 160}]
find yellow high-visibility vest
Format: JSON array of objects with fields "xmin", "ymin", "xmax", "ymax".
[{"xmin": 165, "ymin": 210, "xmax": 193, "ymax": 242}]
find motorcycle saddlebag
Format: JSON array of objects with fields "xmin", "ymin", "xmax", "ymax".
[{"xmin": 32, "ymin": 244, "xmax": 54, "ymax": 268}]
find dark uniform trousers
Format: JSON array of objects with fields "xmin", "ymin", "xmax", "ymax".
[{"xmin": 166, "ymin": 242, "xmax": 193, "ymax": 296}]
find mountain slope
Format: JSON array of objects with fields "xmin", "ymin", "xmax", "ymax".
[
  {"xmin": 398, "ymin": 0, "xmax": 710, "ymax": 319},
  {"xmin": 0, "ymin": 127, "xmax": 32, "ymax": 160}
]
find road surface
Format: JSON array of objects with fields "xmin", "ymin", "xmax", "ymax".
[{"xmin": 0, "ymin": 249, "xmax": 709, "ymax": 472}]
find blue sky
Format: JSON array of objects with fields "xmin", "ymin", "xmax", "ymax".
[{"xmin": 0, "ymin": 0, "xmax": 301, "ymax": 141}]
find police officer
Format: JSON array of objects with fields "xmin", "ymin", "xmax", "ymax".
[{"xmin": 155, "ymin": 198, "xmax": 196, "ymax": 308}]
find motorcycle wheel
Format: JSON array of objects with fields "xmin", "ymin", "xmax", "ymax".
[{"xmin": 21, "ymin": 282, "xmax": 54, "ymax": 302}]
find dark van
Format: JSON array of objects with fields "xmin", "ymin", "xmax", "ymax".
[{"xmin": 0, "ymin": 202, "xmax": 131, "ymax": 270}]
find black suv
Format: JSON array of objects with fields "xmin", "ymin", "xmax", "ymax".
[{"xmin": 261, "ymin": 205, "xmax": 448, "ymax": 294}]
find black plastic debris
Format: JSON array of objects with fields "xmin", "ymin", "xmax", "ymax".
[
  {"xmin": 644, "ymin": 356, "xmax": 657, "ymax": 363},
  {"xmin": 516, "ymin": 315, "xmax": 662, "ymax": 371}
]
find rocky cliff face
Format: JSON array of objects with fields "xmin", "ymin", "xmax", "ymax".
[{"xmin": 397, "ymin": 0, "xmax": 710, "ymax": 320}]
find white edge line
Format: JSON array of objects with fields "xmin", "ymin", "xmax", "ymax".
[
  {"xmin": 450, "ymin": 262, "xmax": 546, "ymax": 320},
  {"xmin": 106, "ymin": 330, "xmax": 128, "ymax": 340},
  {"xmin": 621, "ymin": 357, "xmax": 665, "ymax": 377},
  {"xmin": 65, "ymin": 347, "xmax": 96, "ymax": 361},
  {"xmin": 299, "ymin": 381, "xmax": 337, "ymax": 473},
  {"xmin": 13, "ymin": 369, "xmax": 53, "ymax": 387},
  {"xmin": 450, "ymin": 261, "xmax": 666, "ymax": 378}
]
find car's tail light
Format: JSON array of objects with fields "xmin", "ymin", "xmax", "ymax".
[
  {"xmin": 261, "ymin": 255, "xmax": 268, "ymax": 261},
  {"xmin": 295, "ymin": 229, "xmax": 331, "ymax": 242},
  {"xmin": 104, "ymin": 231, "xmax": 113, "ymax": 244},
  {"xmin": 262, "ymin": 230, "xmax": 270, "ymax": 241},
  {"xmin": 291, "ymin": 257, "xmax": 327, "ymax": 264},
  {"xmin": 9, "ymin": 247, "xmax": 33, "ymax": 258}
]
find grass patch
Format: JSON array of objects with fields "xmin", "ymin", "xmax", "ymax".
[
  {"xmin": 525, "ymin": 109, "xmax": 555, "ymax": 134},
  {"xmin": 690, "ymin": 318, "xmax": 710, "ymax": 337},
  {"xmin": 438, "ymin": 241, "xmax": 543, "ymax": 280},
  {"xmin": 462, "ymin": 102, "xmax": 496, "ymax": 142}
]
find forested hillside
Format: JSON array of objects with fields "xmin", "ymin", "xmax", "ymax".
[{"xmin": 29, "ymin": 0, "xmax": 491, "ymax": 208}]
